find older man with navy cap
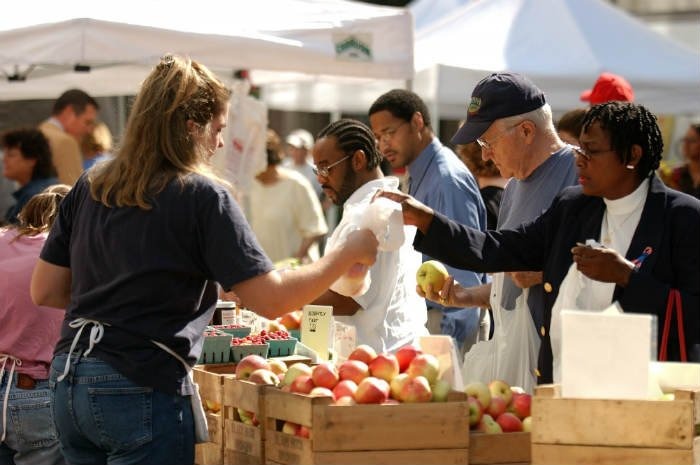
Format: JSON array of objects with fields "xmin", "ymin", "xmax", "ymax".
[{"xmin": 438, "ymin": 72, "xmax": 579, "ymax": 387}]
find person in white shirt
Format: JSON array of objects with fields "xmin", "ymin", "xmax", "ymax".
[
  {"xmin": 310, "ymin": 119, "xmax": 428, "ymax": 353},
  {"xmin": 248, "ymin": 129, "xmax": 327, "ymax": 263}
]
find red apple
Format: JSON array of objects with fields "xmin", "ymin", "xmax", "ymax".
[
  {"xmin": 394, "ymin": 345, "xmax": 422, "ymax": 373},
  {"xmin": 477, "ymin": 414, "xmax": 503, "ymax": 434},
  {"xmin": 467, "ymin": 396, "xmax": 484, "ymax": 427},
  {"xmin": 296, "ymin": 424, "xmax": 310, "ymax": 438},
  {"xmin": 348, "ymin": 344, "xmax": 377, "ymax": 365},
  {"xmin": 431, "ymin": 378, "xmax": 451, "ymax": 402},
  {"xmin": 368, "ymin": 353, "xmax": 399, "ymax": 382},
  {"xmin": 488, "ymin": 379, "xmax": 513, "ymax": 406},
  {"xmin": 309, "ymin": 386, "xmax": 334, "ymax": 398},
  {"xmin": 487, "ymin": 396, "xmax": 507, "ymax": 419},
  {"xmin": 522, "ymin": 416, "xmax": 532, "ymax": 433},
  {"xmin": 334, "ymin": 396, "xmax": 356, "ymax": 406},
  {"xmin": 389, "ymin": 373, "xmax": 410, "ymax": 400},
  {"xmin": 464, "ymin": 381, "xmax": 491, "ymax": 411},
  {"xmin": 496, "ymin": 412, "xmax": 523, "ymax": 432},
  {"xmin": 511, "ymin": 393, "xmax": 532, "ymax": 420},
  {"xmin": 406, "ymin": 354, "xmax": 440, "ymax": 384},
  {"xmin": 235, "ymin": 355, "xmax": 270, "ymax": 380},
  {"xmin": 332, "ymin": 379, "xmax": 358, "ymax": 401},
  {"xmin": 290, "ymin": 375, "xmax": 315, "ymax": 394},
  {"xmin": 248, "ymin": 368, "xmax": 280, "ymax": 386},
  {"xmin": 281, "ymin": 362, "xmax": 312, "ymax": 387},
  {"xmin": 355, "ymin": 377, "xmax": 390, "ymax": 404},
  {"xmin": 338, "ymin": 359, "xmax": 370, "ymax": 385},
  {"xmin": 268, "ymin": 359, "xmax": 288, "ymax": 377},
  {"xmin": 399, "ymin": 375, "xmax": 432, "ymax": 403},
  {"xmin": 311, "ymin": 362, "xmax": 339, "ymax": 390}
]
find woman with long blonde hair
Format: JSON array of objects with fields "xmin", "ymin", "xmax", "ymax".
[{"xmin": 30, "ymin": 55, "xmax": 377, "ymax": 465}]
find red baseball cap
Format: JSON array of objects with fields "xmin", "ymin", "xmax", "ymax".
[{"xmin": 580, "ymin": 72, "xmax": 634, "ymax": 105}]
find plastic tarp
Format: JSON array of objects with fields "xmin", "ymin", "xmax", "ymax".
[
  {"xmin": 412, "ymin": 0, "xmax": 700, "ymax": 117},
  {"xmin": 0, "ymin": 0, "xmax": 413, "ymax": 101}
]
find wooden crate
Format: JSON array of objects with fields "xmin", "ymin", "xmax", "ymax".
[
  {"xmin": 223, "ymin": 377, "xmax": 268, "ymax": 465},
  {"xmin": 263, "ymin": 388, "xmax": 470, "ymax": 464},
  {"xmin": 469, "ymin": 432, "xmax": 531, "ymax": 465},
  {"xmin": 193, "ymin": 363, "xmax": 237, "ymax": 465},
  {"xmin": 531, "ymin": 384, "xmax": 700, "ymax": 465}
]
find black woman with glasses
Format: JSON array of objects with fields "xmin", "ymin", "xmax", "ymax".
[{"xmin": 377, "ymin": 101, "xmax": 700, "ymax": 384}]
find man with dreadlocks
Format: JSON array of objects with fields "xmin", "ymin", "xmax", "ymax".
[
  {"xmin": 310, "ymin": 119, "xmax": 429, "ymax": 353},
  {"xmin": 377, "ymin": 101, "xmax": 700, "ymax": 383}
]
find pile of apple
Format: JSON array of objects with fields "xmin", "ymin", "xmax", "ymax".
[{"xmin": 464, "ymin": 379, "xmax": 532, "ymax": 434}]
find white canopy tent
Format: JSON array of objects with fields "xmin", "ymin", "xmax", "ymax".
[
  {"xmin": 0, "ymin": 0, "xmax": 414, "ymax": 101},
  {"xmin": 412, "ymin": 0, "xmax": 700, "ymax": 118}
]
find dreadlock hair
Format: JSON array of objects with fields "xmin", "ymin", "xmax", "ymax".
[
  {"xmin": 317, "ymin": 119, "xmax": 383, "ymax": 171},
  {"xmin": 582, "ymin": 101, "xmax": 663, "ymax": 181},
  {"xmin": 368, "ymin": 89, "xmax": 432, "ymax": 129}
]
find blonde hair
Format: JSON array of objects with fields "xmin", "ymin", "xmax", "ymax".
[
  {"xmin": 89, "ymin": 54, "xmax": 231, "ymax": 209},
  {"xmin": 13, "ymin": 184, "xmax": 71, "ymax": 239},
  {"xmin": 82, "ymin": 121, "xmax": 113, "ymax": 156}
]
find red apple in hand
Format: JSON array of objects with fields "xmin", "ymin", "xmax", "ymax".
[
  {"xmin": 369, "ymin": 353, "xmax": 399, "ymax": 382},
  {"xmin": 395, "ymin": 345, "xmax": 422, "ymax": 373},
  {"xmin": 348, "ymin": 344, "xmax": 377, "ymax": 365},
  {"xmin": 355, "ymin": 377, "xmax": 390, "ymax": 404}
]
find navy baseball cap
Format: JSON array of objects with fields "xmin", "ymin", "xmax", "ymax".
[{"xmin": 451, "ymin": 72, "xmax": 546, "ymax": 144}]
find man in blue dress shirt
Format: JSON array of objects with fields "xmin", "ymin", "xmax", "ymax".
[{"xmin": 369, "ymin": 90, "xmax": 488, "ymax": 357}]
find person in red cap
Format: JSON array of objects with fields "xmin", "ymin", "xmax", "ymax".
[{"xmin": 580, "ymin": 72, "xmax": 635, "ymax": 105}]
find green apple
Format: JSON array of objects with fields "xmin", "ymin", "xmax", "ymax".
[{"xmin": 416, "ymin": 260, "xmax": 449, "ymax": 295}]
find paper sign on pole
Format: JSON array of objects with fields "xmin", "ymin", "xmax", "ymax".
[
  {"xmin": 301, "ymin": 305, "xmax": 333, "ymax": 361},
  {"xmin": 561, "ymin": 308, "xmax": 656, "ymax": 399}
]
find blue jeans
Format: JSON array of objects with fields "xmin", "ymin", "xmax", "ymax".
[
  {"xmin": 0, "ymin": 376, "xmax": 65, "ymax": 465},
  {"xmin": 49, "ymin": 355, "xmax": 194, "ymax": 465}
]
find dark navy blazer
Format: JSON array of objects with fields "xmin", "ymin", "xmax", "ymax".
[{"xmin": 415, "ymin": 176, "xmax": 700, "ymax": 383}]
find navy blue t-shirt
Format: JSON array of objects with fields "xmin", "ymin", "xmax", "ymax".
[{"xmin": 41, "ymin": 173, "xmax": 273, "ymax": 395}]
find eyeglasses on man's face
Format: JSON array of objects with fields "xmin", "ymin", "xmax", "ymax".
[
  {"xmin": 312, "ymin": 154, "xmax": 351, "ymax": 178},
  {"xmin": 476, "ymin": 122, "xmax": 521, "ymax": 151},
  {"xmin": 375, "ymin": 121, "xmax": 409, "ymax": 144}
]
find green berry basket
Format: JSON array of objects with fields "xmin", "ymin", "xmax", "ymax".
[
  {"xmin": 210, "ymin": 324, "xmax": 252, "ymax": 338},
  {"xmin": 267, "ymin": 337, "xmax": 298, "ymax": 357},
  {"xmin": 198, "ymin": 331, "xmax": 232, "ymax": 364},
  {"xmin": 289, "ymin": 329, "xmax": 301, "ymax": 341},
  {"xmin": 230, "ymin": 343, "xmax": 269, "ymax": 363}
]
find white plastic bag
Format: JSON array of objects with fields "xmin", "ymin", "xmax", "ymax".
[
  {"xmin": 462, "ymin": 273, "xmax": 541, "ymax": 393},
  {"xmin": 331, "ymin": 184, "xmax": 405, "ymax": 297}
]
